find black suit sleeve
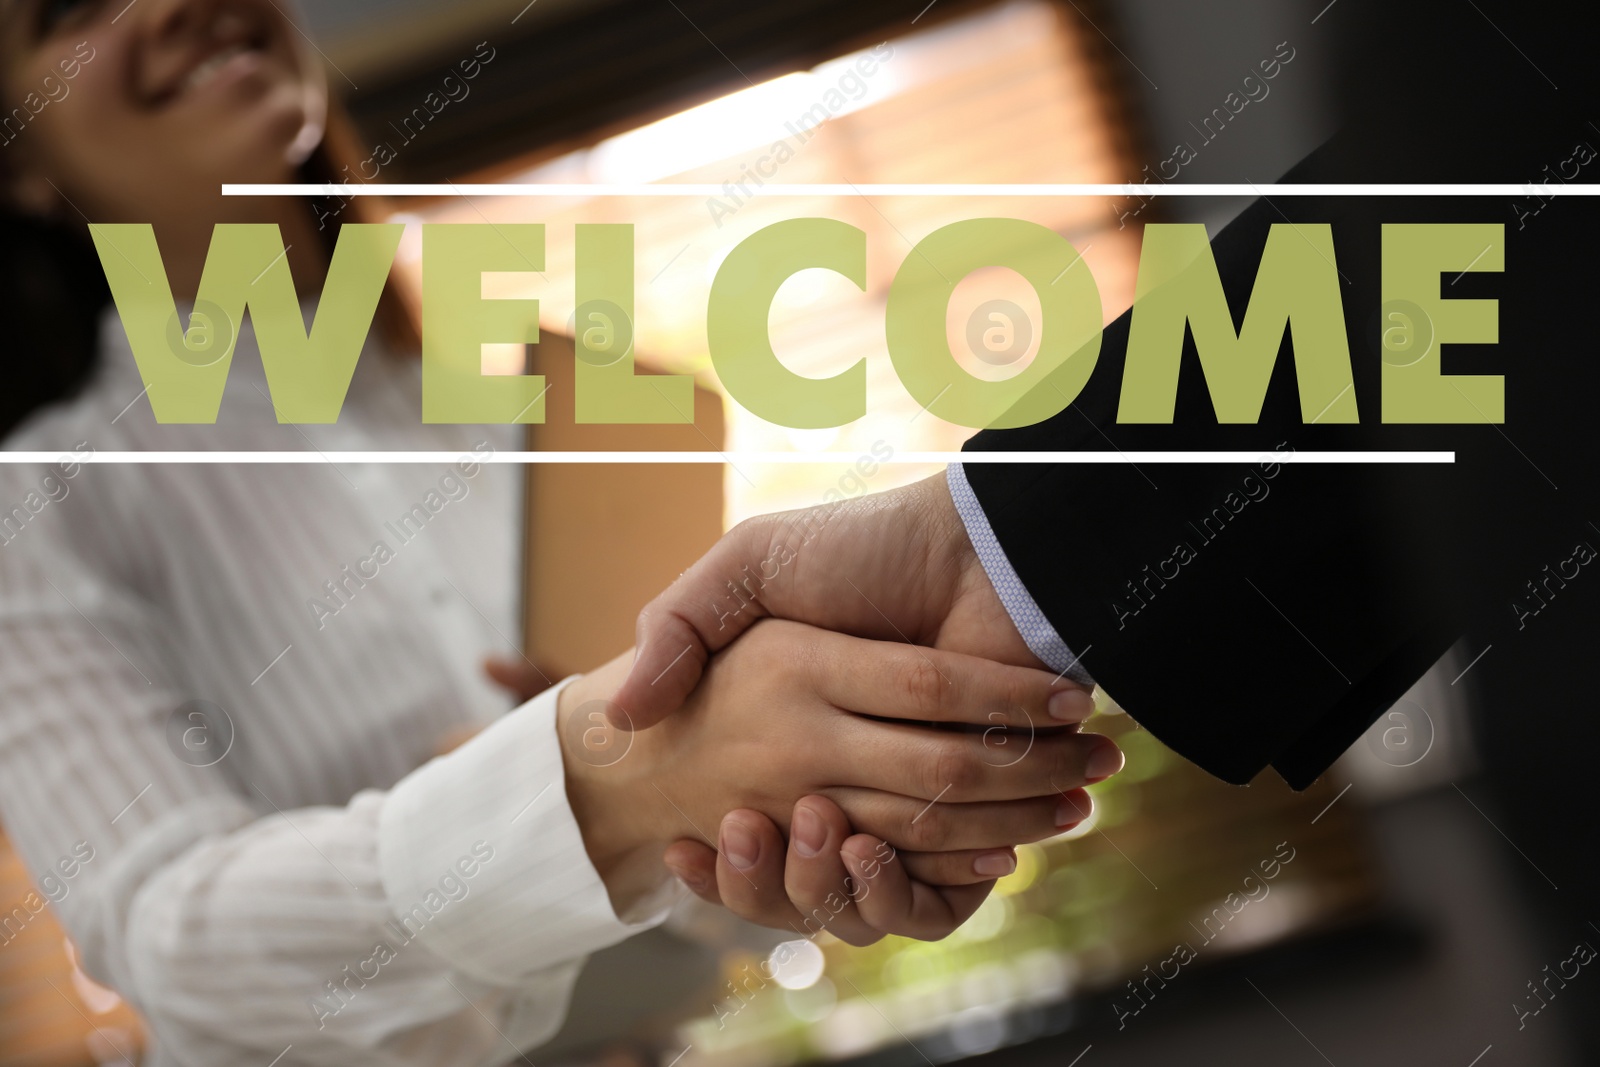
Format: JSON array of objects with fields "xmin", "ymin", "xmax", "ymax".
[{"xmin": 962, "ymin": 132, "xmax": 1596, "ymax": 788}]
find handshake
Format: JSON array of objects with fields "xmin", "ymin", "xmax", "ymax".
[{"xmin": 496, "ymin": 471, "xmax": 1123, "ymax": 947}]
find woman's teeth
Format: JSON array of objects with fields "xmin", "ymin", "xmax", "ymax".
[{"xmin": 185, "ymin": 44, "xmax": 252, "ymax": 92}]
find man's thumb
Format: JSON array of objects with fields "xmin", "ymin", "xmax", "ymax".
[{"xmin": 609, "ymin": 521, "xmax": 772, "ymax": 728}]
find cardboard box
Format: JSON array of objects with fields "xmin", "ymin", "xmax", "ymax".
[{"xmin": 521, "ymin": 334, "xmax": 726, "ymax": 674}]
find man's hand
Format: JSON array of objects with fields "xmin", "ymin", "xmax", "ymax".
[
  {"xmin": 613, "ymin": 472, "xmax": 1036, "ymax": 730},
  {"xmin": 601, "ymin": 475, "xmax": 1104, "ymax": 942}
]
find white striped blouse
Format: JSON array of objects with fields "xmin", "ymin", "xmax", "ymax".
[{"xmin": 0, "ymin": 308, "xmax": 667, "ymax": 1066}]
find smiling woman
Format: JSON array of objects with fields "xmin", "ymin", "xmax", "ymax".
[
  {"xmin": 0, "ymin": 5, "xmax": 1115, "ymax": 1066},
  {"xmin": 0, "ymin": 0, "xmax": 414, "ymax": 439}
]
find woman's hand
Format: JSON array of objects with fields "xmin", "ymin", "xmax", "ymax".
[
  {"xmin": 557, "ymin": 620, "xmax": 1121, "ymax": 916},
  {"xmin": 483, "ymin": 654, "xmax": 560, "ymax": 703},
  {"xmin": 442, "ymin": 654, "xmax": 559, "ymax": 755},
  {"xmin": 664, "ymin": 796, "xmax": 1018, "ymax": 944}
]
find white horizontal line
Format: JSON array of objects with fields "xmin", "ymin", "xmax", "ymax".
[
  {"xmin": 0, "ymin": 451, "xmax": 1454, "ymax": 464},
  {"xmin": 223, "ymin": 182, "xmax": 1600, "ymax": 198}
]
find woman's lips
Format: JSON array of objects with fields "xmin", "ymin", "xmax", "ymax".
[
  {"xmin": 150, "ymin": 37, "xmax": 270, "ymax": 107},
  {"xmin": 177, "ymin": 42, "xmax": 266, "ymax": 101},
  {"xmin": 183, "ymin": 42, "xmax": 256, "ymax": 93}
]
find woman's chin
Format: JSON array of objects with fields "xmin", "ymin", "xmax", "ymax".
[
  {"xmin": 285, "ymin": 115, "xmax": 326, "ymax": 167},
  {"xmin": 259, "ymin": 94, "xmax": 324, "ymax": 169},
  {"xmin": 197, "ymin": 113, "xmax": 323, "ymax": 188}
]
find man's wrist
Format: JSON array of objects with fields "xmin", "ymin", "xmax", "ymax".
[
  {"xmin": 915, "ymin": 468, "xmax": 982, "ymax": 580},
  {"xmin": 943, "ymin": 463, "xmax": 1091, "ymax": 681}
]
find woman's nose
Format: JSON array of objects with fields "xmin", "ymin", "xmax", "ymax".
[
  {"xmin": 121, "ymin": 0, "xmax": 239, "ymax": 101},
  {"xmin": 137, "ymin": 0, "xmax": 224, "ymax": 46}
]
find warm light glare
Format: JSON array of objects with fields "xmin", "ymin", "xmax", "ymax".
[
  {"xmin": 585, "ymin": 42, "xmax": 906, "ymax": 186},
  {"xmin": 589, "ymin": 73, "xmax": 821, "ymax": 185}
]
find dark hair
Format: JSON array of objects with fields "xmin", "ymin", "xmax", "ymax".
[
  {"xmin": 0, "ymin": 201, "xmax": 108, "ymax": 439},
  {"xmin": 0, "ymin": 101, "xmax": 418, "ymax": 440}
]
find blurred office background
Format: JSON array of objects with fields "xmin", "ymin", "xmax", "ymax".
[{"xmin": 2, "ymin": 1, "xmax": 1591, "ymax": 1064}]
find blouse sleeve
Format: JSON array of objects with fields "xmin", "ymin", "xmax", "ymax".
[{"xmin": 0, "ymin": 467, "xmax": 672, "ymax": 1066}]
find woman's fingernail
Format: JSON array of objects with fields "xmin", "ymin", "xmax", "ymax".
[
  {"xmin": 973, "ymin": 850, "xmax": 1017, "ymax": 878},
  {"xmin": 839, "ymin": 848, "xmax": 870, "ymax": 883},
  {"xmin": 1086, "ymin": 741, "xmax": 1125, "ymax": 782},
  {"xmin": 667, "ymin": 864, "xmax": 707, "ymax": 893},
  {"xmin": 1048, "ymin": 689, "xmax": 1095, "ymax": 722},
  {"xmin": 721, "ymin": 820, "xmax": 759, "ymax": 870},
  {"xmin": 792, "ymin": 805, "xmax": 826, "ymax": 858},
  {"xmin": 1056, "ymin": 791, "xmax": 1091, "ymax": 827}
]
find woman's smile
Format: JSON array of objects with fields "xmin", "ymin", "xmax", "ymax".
[
  {"xmin": 138, "ymin": 7, "xmax": 286, "ymax": 111},
  {"xmin": 154, "ymin": 38, "xmax": 265, "ymax": 104}
]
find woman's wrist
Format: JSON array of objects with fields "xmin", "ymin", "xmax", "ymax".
[{"xmin": 557, "ymin": 653, "xmax": 678, "ymax": 914}]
